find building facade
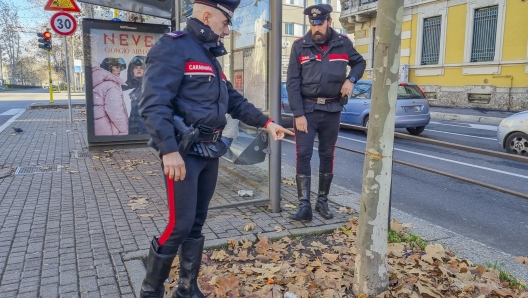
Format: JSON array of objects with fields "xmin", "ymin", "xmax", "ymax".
[
  {"xmin": 339, "ymin": 0, "xmax": 528, "ymax": 111},
  {"xmin": 281, "ymin": 0, "xmax": 350, "ymax": 82}
]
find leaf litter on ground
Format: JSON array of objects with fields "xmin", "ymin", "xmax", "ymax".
[{"xmin": 163, "ymin": 217, "xmax": 527, "ymax": 297}]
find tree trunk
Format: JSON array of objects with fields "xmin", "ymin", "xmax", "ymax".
[{"xmin": 353, "ymin": 0, "xmax": 404, "ymax": 296}]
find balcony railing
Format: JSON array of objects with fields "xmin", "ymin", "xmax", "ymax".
[{"xmin": 360, "ymin": 0, "xmax": 378, "ymax": 5}]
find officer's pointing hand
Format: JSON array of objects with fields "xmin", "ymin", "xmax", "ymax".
[
  {"xmin": 266, "ymin": 122, "xmax": 295, "ymax": 140},
  {"xmin": 163, "ymin": 152, "xmax": 186, "ymax": 181}
]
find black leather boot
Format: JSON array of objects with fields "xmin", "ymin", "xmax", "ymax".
[
  {"xmin": 290, "ymin": 175, "xmax": 312, "ymax": 222},
  {"xmin": 315, "ymin": 173, "xmax": 334, "ymax": 219},
  {"xmin": 140, "ymin": 238, "xmax": 176, "ymax": 298},
  {"xmin": 172, "ymin": 236, "xmax": 206, "ymax": 298}
]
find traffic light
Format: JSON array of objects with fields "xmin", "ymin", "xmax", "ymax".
[{"xmin": 37, "ymin": 31, "xmax": 52, "ymax": 50}]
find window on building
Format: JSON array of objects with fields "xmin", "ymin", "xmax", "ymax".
[
  {"xmin": 337, "ymin": 28, "xmax": 347, "ymax": 35},
  {"xmin": 285, "ymin": 0, "xmax": 304, "ymax": 6},
  {"xmin": 470, "ymin": 5, "xmax": 498, "ymax": 62},
  {"xmin": 421, "ymin": 16, "xmax": 442, "ymax": 65},
  {"xmin": 294, "ymin": 24, "xmax": 304, "ymax": 36},
  {"xmin": 314, "ymin": 0, "xmax": 330, "ymax": 4},
  {"xmin": 337, "ymin": 0, "xmax": 341, "ymax": 11},
  {"xmin": 285, "ymin": 23, "xmax": 294, "ymax": 35}
]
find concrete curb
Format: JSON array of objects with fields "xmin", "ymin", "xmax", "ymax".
[
  {"xmin": 29, "ymin": 103, "xmax": 86, "ymax": 109},
  {"xmin": 431, "ymin": 112, "xmax": 504, "ymax": 125}
]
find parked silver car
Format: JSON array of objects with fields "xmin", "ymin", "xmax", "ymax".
[
  {"xmin": 497, "ymin": 111, "xmax": 528, "ymax": 155},
  {"xmin": 341, "ymin": 80, "xmax": 431, "ymax": 135}
]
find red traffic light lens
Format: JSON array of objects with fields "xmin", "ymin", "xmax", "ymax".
[{"xmin": 43, "ymin": 32, "xmax": 52, "ymax": 39}]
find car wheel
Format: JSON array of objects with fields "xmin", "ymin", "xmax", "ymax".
[
  {"xmin": 505, "ymin": 132, "xmax": 528, "ymax": 155},
  {"xmin": 362, "ymin": 115, "xmax": 369, "ymax": 134},
  {"xmin": 406, "ymin": 126, "xmax": 425, "ymax": 135}
]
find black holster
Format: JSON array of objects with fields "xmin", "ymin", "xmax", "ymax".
[{"xmin": 339, "ymin": 95, "xmax": 349, "ymax": 105}]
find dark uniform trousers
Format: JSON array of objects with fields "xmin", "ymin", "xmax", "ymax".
[
  {"xmin": 157, "ymin": 154, "xmax": 219, "ymax": 254},
  {"xmin": 295, "ymin": 110, "xmax": 341, "ymax": 176}
]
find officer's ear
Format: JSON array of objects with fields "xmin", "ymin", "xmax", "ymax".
[{"xmin": 203, "ymin": 11, "xmax": 212, "ymax": 26}]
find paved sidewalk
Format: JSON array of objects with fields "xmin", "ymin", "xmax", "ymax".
[
  {"xmin": 0, "ymin": 109, "xmax": 353, "ymax": 298},
  {"xmin": 2, "ymin": 106, "xmax": 526, "ymax": 298}
]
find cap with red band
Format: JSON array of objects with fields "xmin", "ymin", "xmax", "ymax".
[{"xmin": 194, "ymin": 0, "xmax": 240, "ymax": 20}]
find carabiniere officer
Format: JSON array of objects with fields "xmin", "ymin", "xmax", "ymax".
[
  {"xmin": 287, "ymin": 3, "xmax": 366, "ymax": 222},
  {"xmin": 138, "ymin": 0, "xmax": 293, "ymax": 297}
]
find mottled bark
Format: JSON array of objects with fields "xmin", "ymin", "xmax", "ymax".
[{"xmin": 353, "ymin": 0, "xmax": 404, "ymax": 296}]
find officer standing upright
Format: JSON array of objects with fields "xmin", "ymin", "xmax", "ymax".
[
  {"xmin": 138, "ymin": 1, "xmax": 293, "ymax": 298},
  {"xmin": 287, "ymin": 4, "xmax": 366, "ymax": 222}
]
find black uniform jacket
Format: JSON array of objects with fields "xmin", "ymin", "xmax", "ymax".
[
  {"xmin": 286, "ymin": 28, "xmax": 366, "ymax": 117},
  {"xmin": 140, "ymin": 18, "xmax": 269, "ymax": 156}
]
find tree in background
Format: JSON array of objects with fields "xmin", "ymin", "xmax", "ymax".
[{"xmin": 0, "ymin": 0, "xmax": 23, "ymax": 84}]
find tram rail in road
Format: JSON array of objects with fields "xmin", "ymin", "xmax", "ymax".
[{"xmin": 282, "ymin": 120, "xmax": 528, "ymax": 201}]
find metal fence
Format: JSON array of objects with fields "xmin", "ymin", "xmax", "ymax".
[
  {"xmin": 471, "ymin": 5, "xmax": 498, "ymax": 62},
  {"xmin": 421, "ymin": 16, "xmax": 442, "ymax": 65}
]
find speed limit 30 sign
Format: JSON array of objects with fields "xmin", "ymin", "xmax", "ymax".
[{"xmin": 51, "ymin": 12, "xmax": 77, "ymax": 36}]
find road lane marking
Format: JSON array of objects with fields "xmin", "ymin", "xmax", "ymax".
[
  {"xmin": 0, "ymin": 109, "xmax": 24, "ymax": 116},
  {"xmin": 0, "ymin": 109, "xmax": 26, "ymax": 134},
  {"xmin": 430, "ymin": 121, "xmax": 497, "ymax": 131},
  {"xmin": 337, "ymin": 135, "xmax": 528, "ymax": 180},
  {"xmin": 426, "ymin": 129, "xmax": 496, "ymax": 141}
]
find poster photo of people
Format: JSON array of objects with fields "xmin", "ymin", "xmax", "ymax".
[{"xmin": 83, "ymin": 19, "xmax": 169, "ymax": 147}]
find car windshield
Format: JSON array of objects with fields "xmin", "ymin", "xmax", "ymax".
[
  {"xmin": 397, "ymin": 85, "xmax": 426, "ymax": 99},
  {"xmin": 350, "ymin": 84, "xmax": 371, "ymax": 98}
]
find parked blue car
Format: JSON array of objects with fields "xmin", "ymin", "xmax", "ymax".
[
  {"xmin": 341, "ymin": 80, "xmax": 431, "ymax": 135},
  {"xmin": 280, "ymin": 82, "xmax": 293, "ymax": 128}
]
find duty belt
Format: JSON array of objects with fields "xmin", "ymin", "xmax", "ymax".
[
  {"xmin": 196, "ymin": 129, "xmax": 222, "ymax": 143},
  {"xmin": 303, "ymin": 96, "xmax": 339, "ymax": 104}
]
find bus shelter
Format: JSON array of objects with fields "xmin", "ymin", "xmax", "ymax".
[{"xmin": 79, "ymin": 0, "xmax": 284, "ymax": 212}]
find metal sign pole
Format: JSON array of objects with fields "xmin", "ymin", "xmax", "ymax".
[
  {"xmin": 64, "ymin": 36, "xmax": 72, "ymax": 123},
  {"xmin": 48, "ymin": 49, "xmax": 54, "ymax": 103},
  {"xmin": 269, "ymin": 0, "xmax": 282, "ymax": 213}
]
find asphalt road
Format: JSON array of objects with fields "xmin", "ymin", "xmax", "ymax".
[
  {"xmin": 0, "ymin": 88, "xmax": 85, "ymax": 127},
  {"xmin": 281, "ymin": 121, "xmax": 528, "ymax": 257}
]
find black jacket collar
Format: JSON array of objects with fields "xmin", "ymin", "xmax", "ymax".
[{"xmin": 185, "ymin": 18, "xmax": 228, "ymax": 57}]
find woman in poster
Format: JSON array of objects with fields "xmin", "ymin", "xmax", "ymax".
[
  {"xmin": 92, "ymin": 57, "xmax": 129, "ymax": 136},
  {"xmin": 124, "ymin": 56, "xmax": 148, "ymax": 135}
]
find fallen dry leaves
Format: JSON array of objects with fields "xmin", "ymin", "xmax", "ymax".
[
  {"xmin": 165, "ymin": 217, "xmax": 527, "ymax": 297},
  {"xmin": 128, "ymin": 195, "xmax": 148, "ymax": 211},
  {"xmin": 515, "ymin": 256, "xmax": 528, "ymax": 265},
  {"xmin": 121, "ymin": 158, "xmax": 147, "ymax": 170}
]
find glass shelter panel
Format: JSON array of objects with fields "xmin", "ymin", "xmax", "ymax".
[{"xmin": 177, "ymin": 0, "xmax": 272, "ymax": 200}]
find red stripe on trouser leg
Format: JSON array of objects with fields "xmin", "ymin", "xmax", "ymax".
[
  {"xmin": 331, "ymin": 121, "xmax": 339, "ymax": 174},
  {"xmin": 158, "ymin": 175, "xmax": 176, "ymax": 245},
  {"xmin": 294, "ymin": 118, "xmax": 299, "ymax": 174}
]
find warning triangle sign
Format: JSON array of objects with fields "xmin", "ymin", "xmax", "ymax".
[{"xmin": 44, "ymin": 0, "xmax": 81, "ymax": 13}]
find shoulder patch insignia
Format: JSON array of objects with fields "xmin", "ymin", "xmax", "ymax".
[
  {"xmin": 165, "ymin": 31, "xmax": 185, "ymax": 39},
  {"xmin": 340, "ymin": 34, "xmax": 349, "ymax": 39},
  {"xmin": 294, "ymin": 37, "xmax": 303, "ymax": 43}
]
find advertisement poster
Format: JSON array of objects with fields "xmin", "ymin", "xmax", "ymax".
[{"xmin": 83, "ymin": 19, "xmax": 169, "ymax": 148}]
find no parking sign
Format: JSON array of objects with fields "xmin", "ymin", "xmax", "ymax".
[{"xmin": 50, "ymin": 12, "xmax": 77, "ymax": 36}]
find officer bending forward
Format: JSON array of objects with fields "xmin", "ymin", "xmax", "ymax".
[
  {"xmin": 287, "ymin": 4, "xmax": 366, "ymax": 222},
  {"xmin": 139, "ymin": 1, "xmax": 293, "ymax": 297}
]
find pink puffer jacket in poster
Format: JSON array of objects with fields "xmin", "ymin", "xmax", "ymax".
[{"xmin": 92, "ymin": 66, "xmax": 129, "ymax": 136}]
